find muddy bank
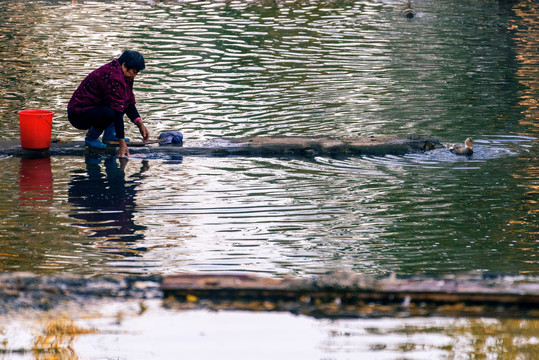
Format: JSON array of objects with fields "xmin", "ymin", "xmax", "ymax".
[
  {"xmin": 0, "ymin": 136, "xmax": 442, "ymax": 159},
  {"xmin": 1, "ymin": 272, "xmax": 537, "ymax": 319}
]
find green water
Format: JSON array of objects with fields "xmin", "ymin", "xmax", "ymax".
[
  {"xmin": 0, "ymin": 0, "xmax": 536, "ymax": 277},
  {"xmin": 0, "ymin": 0, "xmax": 537, "ymax": 358}
]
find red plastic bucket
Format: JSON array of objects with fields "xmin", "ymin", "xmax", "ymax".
[{"xmin": 18, "ymin": 110, "xmax": 54, "ymax": 150}]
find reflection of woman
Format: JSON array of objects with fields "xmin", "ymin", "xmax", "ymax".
[
  {"xmin": 67, "ymin": 50, "xmax": 150, "ymax": 157},
  {"xmin": 68, "ymin": 156, "xmax": 148, "ymax": 245}
]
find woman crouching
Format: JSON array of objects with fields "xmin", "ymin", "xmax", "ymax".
[{"xmin": 67, "ymin": 50, "xmax": 150, "ymax": 157}]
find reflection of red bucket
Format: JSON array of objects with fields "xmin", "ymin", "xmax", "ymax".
[
  {"xmin": 19, "ymin": 157, "xmax": 53, "ymax": 209},
  {"xmin": 18, "ymin": 110, "xmax": 54, "ymax": 150}
]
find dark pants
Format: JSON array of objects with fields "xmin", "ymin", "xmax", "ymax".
[{"xmin": 68, "ymin": 107, "xmax": 116, "ymax": 132}]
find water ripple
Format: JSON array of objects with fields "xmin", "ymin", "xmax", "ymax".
[{"xmin": 0, "ymin": 0, "xmax": 536, "ymax": 276}]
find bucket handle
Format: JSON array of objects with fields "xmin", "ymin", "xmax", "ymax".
[{"xmin": 40, "ymin": 115, "xmax": 53, "ymax": 128}]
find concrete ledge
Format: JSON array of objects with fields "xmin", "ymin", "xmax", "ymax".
[{"xmin": 0, "ymin": 136, "xmax": 442, "ymax": 159}]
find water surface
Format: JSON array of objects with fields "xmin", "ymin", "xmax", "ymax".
[
  {"xmin": 0, "ymin": 0, "xmax": 536, "ymax": 277},
  {"xmin": 2, "ymin": 301, "xmax": 538, "ymax": 359}
]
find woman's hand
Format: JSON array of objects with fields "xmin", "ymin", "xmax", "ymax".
[
  {"xmin": 116, "ymin": 138, "xmax": 130, "ymax": 158},
  {"xmin": 137, "ymin": 120, "xmax": 150, "ymax": 143}
]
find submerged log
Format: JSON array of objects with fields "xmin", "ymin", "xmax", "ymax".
[
  {"xmin": 161, "ymin": 272, "xmax": 539, "ymax": 306},
  {"xmin": 0, "ymin": 136, "xmax": 442, "ymax": 159},
  {"xmin": 0, "ymin": 272, "xmax": 536, "ymax": 318},
  {"xmin": 161, "ymin": 272, "xmax": 539, "ymax": 318}
]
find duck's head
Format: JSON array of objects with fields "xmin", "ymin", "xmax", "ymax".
[{"xmin": 464, "ymin": 138, "xmax": 473, "ymax": 149}]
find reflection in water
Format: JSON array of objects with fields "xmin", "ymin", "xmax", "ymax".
[
  {"xmin": 509, "ymin": 0, "xmax": 539, "ymax": 255},
  {"xmin": 1, "ymin": 301, "xmax": 538, "ymax": 360},
  {"xmin": 68, "ymin": 155, "xmax": 149, "ymax": 255},
  {"xmin": 511, "ymin": 0, "xmax": 539, "ymax": 130},
  {"xmin": 19, "ymin": 157, "xmax": 53, "ymax": 210}
]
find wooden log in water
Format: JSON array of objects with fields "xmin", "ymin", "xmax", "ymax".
[
  {"xmin": 161, "ymin": 272, "xmax": 539, "ymax": 306},
  {"xmin": 161, "ymin": 272, "xmax": 539, "ymax": 318},
  {"xmin": 0, "ymin": 136, "xmax": 442, "ymax": 158},
  {"xmin": 0, "ymin": 272, "xmax": 536, "ymax": 318}
]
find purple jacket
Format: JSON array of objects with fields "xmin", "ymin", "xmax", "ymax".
[{"xmin": 68, "ymin": 59, "xmax": 136, "ymax": 115}]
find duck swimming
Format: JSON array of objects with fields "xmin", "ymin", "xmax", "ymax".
[
  {"xmin": 445, "ymin": 138, "xmax": 473, "ymax": 156},
  {"xmin": 403, "ymin": 0, "xmax": 415, "ymax": 18}
]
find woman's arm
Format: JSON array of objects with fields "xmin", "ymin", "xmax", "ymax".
[
  {"xmin": 135, "ymin": 119, "xmax": 150, "ymax": 143},
  {"xmin": 116, "ymin": 138, "xmax": 130, "ymax": 158},
  {"xmin": 127, "ymin": 104, "xmax": 150, "ymax": 142}
]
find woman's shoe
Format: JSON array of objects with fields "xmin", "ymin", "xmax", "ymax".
[
  {"xmin": 103, "ymin": 124, "xmax": 130, "ymax": 142},
  {"xmin": 85, "ymin": 127, "xmax": 107, "ymax": 148},
  {"xmin": 85, "ymin": 137, "xmax": 107, "ymax": 149}
]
